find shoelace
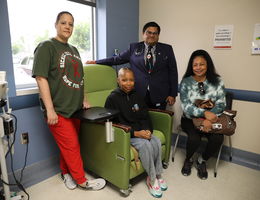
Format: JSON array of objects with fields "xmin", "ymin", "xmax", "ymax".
[
  {"xmin": 78, "ymin": 182, "xmax": 95, "ymax": 190},
  {"xmin": 158, "ymin": 179, "xmax": 165, "ymax": 184},
  {"xmin": 148, "ymin": 182, "xmax": 160, "ymax": 190},
  {"xmin": 87, "ymin": 182, "xmax": 99, "ymax": 188}
]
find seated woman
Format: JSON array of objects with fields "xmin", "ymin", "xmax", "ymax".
[
  {"xmin": 105, "ymin": 67, "xmax": 167, "ymax": 198},
  {"xmin": 180, "ymin": 49, "xmax": 226, "ymax": 180}
]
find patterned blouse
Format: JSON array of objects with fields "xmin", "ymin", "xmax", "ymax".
[{"xmin": 180, "ymin": 76, "xmax": 226, "ymax": 119}]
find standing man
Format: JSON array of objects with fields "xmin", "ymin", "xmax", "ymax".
[{"xmin": 87, "ymin": 22, "xmax": 178, "ymax": 110}]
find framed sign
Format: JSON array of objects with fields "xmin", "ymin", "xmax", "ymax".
[
  {"xmin": 213, "ymin": 25, "xmax": 234, "ymax": 49},
  {"xmin": 251, "ymin": 23, "xmax": 260, "ymax": 55}
]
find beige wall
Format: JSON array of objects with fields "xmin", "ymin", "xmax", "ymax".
[{"xmin": 139, "ymin": 0, "xmax": 260, "ymax": 154}]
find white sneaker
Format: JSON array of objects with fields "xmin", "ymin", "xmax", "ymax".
[
  {"xmin": 158, "ymin": 178, "xmax": 168, "ymax": 191},
  {"xmin": 79, "ymin": 178, "xmax": 106, "ymax": 190},
  {"xmin": 61, "ymin": 173, "xmax": 77, "ymax": 190},
  {"xmin": 146, "ymin": 177, "xmax": 162, "ymax": 198}
]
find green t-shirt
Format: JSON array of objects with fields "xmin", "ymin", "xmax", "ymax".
[{"xmin": 32, "ymin": 38, "xmax": 84, "ymax": 118}]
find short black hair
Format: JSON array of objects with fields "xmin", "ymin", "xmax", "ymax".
[
  {"xmin": 55, "ymin": 11, "xmax": 74, "ymax": 24},
  {"xmin": 183, "ymin": 49, "xmax": 220, "ymax": 85},
  {"xmin": 142, "ymin": 21, "xmax": 161, "ymax": 34},
  {"xmin": 118, "ymin": 67, "xmax": 134, "ymax": 78}
]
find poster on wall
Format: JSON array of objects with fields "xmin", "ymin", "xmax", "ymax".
[
  {"xmin": 213, "ymin": 25, "xmax": 234, "ymax": 49},
  {"xmin": 251, "ymin": 23, "xmax": 260, "ymax": 55}
]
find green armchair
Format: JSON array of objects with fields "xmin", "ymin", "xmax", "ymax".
[{"xmin": 79, "ymin": 64, "xmax": 173, "ymax": 196}]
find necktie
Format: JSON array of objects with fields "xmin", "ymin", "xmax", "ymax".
[{"xmin": 146, "ymin": 46, "xmax": 153, "ymax": 73}]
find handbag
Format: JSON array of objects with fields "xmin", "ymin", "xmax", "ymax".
[{"xmin": 192, "ymin": 99, "xmax": 237, "ymax": 136}]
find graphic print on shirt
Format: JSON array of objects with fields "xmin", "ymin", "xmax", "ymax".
[{"xmin": 59, "ymin": 51, "xmax": 83, "ymax": 89}]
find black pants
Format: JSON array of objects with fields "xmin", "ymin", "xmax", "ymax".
[
  {"xmin": 181, "ymin": 117, "xmax": 224, "ymax": 161},
  {"xmin": 144, "ymin": 90, "xmax": 167, "ymax": 110}
]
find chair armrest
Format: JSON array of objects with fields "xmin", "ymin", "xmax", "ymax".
[
  {"xmin": 112, "ymin": 123, "xmax": 131, "ymax": 132},
  {"xmin": 73, "ymin": 107, "xmax": 119, "ymax": 122},
  {"xmin": 148, "ymin": 108, "xmax": 174, "ymax": 116},
  {"xmin": 95, "ymin": 121, "xmax": 131, "ymax": 133}
]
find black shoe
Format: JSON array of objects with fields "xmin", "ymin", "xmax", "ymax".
[
  {"xmin": 196, "ymin": 161, "xmax": 208, "ymax": 180},
  {"xmin": 181, "ymin": 159, "xmax": 193, "ymax": 176}
]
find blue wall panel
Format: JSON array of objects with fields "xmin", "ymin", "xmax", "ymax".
[
  {"xmin": 7, "ymin": 107, "xmax": 59, "ymax": 171},
  {"xmin": 97, "ymin": 0, "xmax": 139, "ymax": 58}
]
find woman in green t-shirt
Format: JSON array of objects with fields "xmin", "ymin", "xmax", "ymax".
[{"xmin": 32, "ymin": 11, "xmax": 105, "ymax": 191}]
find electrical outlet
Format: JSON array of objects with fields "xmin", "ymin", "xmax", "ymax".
[{"xmin": 21, "ymin": 132, "xmax": 29, "ymax": 144}]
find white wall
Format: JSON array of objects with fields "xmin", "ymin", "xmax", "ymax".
[{"xmin": 139, "ymin": 0, "xmax": 260, "ymax": 154}]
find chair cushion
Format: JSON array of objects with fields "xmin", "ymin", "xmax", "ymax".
[
  {"xmin": 84, "ymin": 65, "xmax": 117, "ymax": 93},
  {"xmin": 87, "ymin": 90, "xmax": 114, "ymax": 107},
  {"xmin": 130, "ymin": 130, "xmax": 165, "ymax": 161},
  {"xmin": 84, "ymin": 65, "xmax": 117, "ymax": 107},
  {"xmin": 153, "ymin": 130, "xmax": 166, "ymax": 145}
]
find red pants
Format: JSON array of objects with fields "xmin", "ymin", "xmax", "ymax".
[{"xmin": 48, "ymin": 114, "xmax": 87, "ymax": 184}]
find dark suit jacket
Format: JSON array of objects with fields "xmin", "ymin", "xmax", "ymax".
[{"xmin": 96, "ymin": 42, "xmax": 178, "ymax": 104}]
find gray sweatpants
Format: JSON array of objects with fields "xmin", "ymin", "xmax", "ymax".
[{"xmin": 131, "ymin": 135, "xmax": 163, "ymax": 182}]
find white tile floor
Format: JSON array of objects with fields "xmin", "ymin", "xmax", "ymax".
[{"xmin": 21, "ymin": 148, "xmax": 260, "ymax": 200}]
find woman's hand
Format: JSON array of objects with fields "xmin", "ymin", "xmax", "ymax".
[
  {"xmin": 204, "ymin": 111, "xmax": 218, "ymax": 123},
  {"xmin": 83, "ymin": 100, "xmax": 91, "ymax": 109},
  {"xmin": 47, "ymin": 108, "xmax": 58, "ymax": 125},
  {"xmin": 134, "ymin": 130, "xmax": 151, "ymax": 139},
  {"xmin": 201, "ymin": 119, "xmax": 212, "ymax": 133},
  {"xmin": 83, "ymin": 95, "xmax": 91, "ymax": 109},
  {"xmin": 35, "ymin": 76, "xmax": 58, "ymax": 125}
]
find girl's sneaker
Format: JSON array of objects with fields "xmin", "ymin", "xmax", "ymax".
[
  {"xmin": 158, "ymin": 178, "xmax": 168, "ymax": 191},
  {"xmin": 146, "ymin": 177, "xmax": 162, "ymax": 198}
]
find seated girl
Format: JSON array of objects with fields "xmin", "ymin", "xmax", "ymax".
[{"xmin": 105, "ymin": 67, "xmax": 167, "ymax": 198}]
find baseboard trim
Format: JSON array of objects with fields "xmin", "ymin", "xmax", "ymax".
[
  {"xmin": 9, "ymin": 155, "xmax": 60, "ymax": 191},
  {"xmin": 172, "ymin": 133, "xmax": 260, "ymax": 171}
]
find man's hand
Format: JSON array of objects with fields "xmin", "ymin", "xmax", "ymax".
[
  {"xmin": 86, "ymin": 60, "xmax": 96, "ymax": 64},
  {"xmin": 166, "ymin": 96, "xmax": 176, "ymax": 106}
]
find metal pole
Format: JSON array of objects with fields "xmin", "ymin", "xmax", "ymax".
[{"xmin": 0, "ymin": 117, "xmax": 11, "ymax": 200}]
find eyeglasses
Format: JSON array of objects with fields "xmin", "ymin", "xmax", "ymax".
[
  {"xmin": 145, "ymin": 30, "xmax": 159, "ymax": 36},
  {"xmin": 198, "ymin": 82, "xmax": 205, "ymax": 95}
]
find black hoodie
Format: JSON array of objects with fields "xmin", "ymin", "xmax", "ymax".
[{"xmin": 105, "ymin": 88, "xmax": 153, "ymax": 138}]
